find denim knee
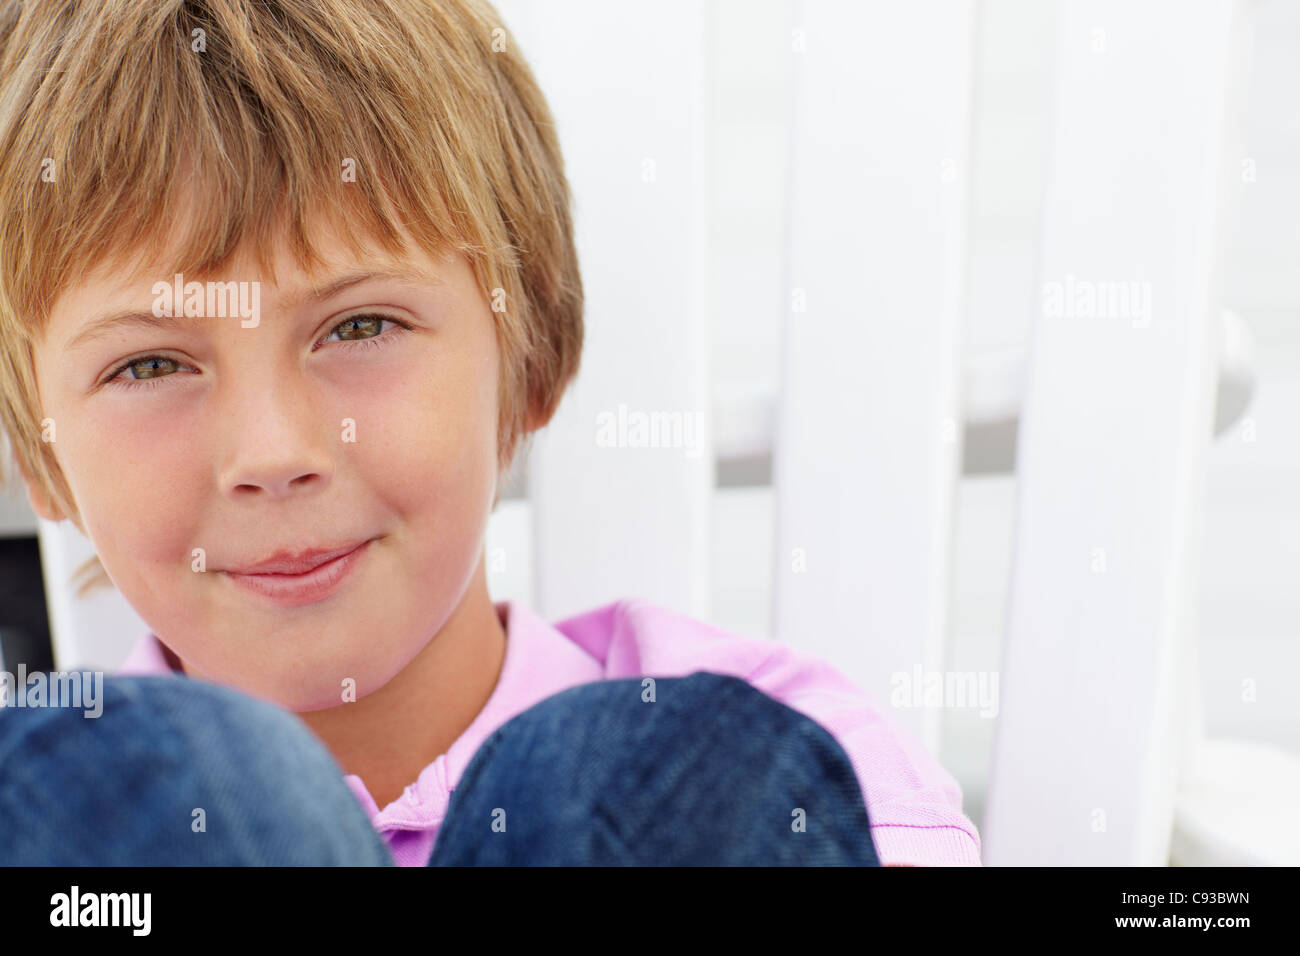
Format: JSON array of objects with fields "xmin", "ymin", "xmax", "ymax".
[
  {"xmin": 433, "ymin": 670, "xmax": 878, "ymax": 865},
  {"xmin": 0, "ymin": 676, "xmax": 393, "ymax": 865}
]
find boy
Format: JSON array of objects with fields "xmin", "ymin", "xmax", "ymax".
[{"xmin": 0, "ymin": 0, "xmax": 980, "ymax": 865}]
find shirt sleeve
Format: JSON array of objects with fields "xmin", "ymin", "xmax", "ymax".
[{"xmin": 743, "ymin": 641, "xmax": 983, "ymax": 866}]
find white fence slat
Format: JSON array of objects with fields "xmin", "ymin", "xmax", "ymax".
[
  {"xmin": 507, "ymin": 0, "xmax": 714, "ymax": 622},
  {"xmin": 37, "ymin": 518, "xmax": 147, "ymax": 671},
  {"xmin": 772, "ymin": 0, "xmax": 977, "ymax": 753},
  {"xmin": 983, "ymin": 0, "xmax": 1243, "ymax": 866}
]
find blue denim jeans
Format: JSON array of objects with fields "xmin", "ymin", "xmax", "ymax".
[{"xmin": 0, "ymin": 672, "xmax": 880, "ymax": 866}]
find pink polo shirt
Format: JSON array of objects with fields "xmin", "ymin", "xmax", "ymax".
[{"xmin": 117, "ymin": 597, "xmax": 982, "ymax": 866}]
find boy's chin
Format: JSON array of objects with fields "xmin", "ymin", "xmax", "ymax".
[
  {"xmin": 184, "ymin": 654, "xmax": 377, "ymax": 713},
  {"xmin": 221, "ymin": 676, "xmax": 361, "ymax": 714}
]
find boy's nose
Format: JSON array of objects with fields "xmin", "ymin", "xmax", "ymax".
[
  {"xmin": 227, "ymin": 467, "xmax": 329, "ymax": 499},
  {"xmin": 216, "ymin": 380, "xmax": 336, "ymax": 500}
]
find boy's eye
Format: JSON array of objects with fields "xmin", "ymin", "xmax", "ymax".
[
  {"xmin": 323, "ymin": 314, "xmax": 387, "ymax": 342},
  {"xmin": 101, "ymin": 353, "xmax": 198, "ymax": 389},
  {"xmin": 103, "ymin": 313, "xmax": 409, "ymax": 390},
  {"xmin": 314, "ymin": 313, "xmax": 411, "ymax": 350},
  {"xmin": 123, "ymin": 356, "xmax": 182, "ymax": 380}
]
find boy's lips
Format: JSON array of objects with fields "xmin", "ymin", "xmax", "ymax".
[
  {"xmin": 225, "ymin": 541, "xmax": 371, "ymax": 575},
  {"xmin": 220, "ymin": 539, "xmax": 374, "ymax": 608}
]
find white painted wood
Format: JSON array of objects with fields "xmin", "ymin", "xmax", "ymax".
[
  {"xmin": 36, "ymin": 518, "xmax": 147, "ymax": 672},
  {"xmin": 484, "ymin": 498, "xmax": 534, "ymax": 609},
  {"xmin": 983, "ymin": 0, "xmax": 1245, "ymax": 866},
  {"xmin": 1171, "ymin": 736, "xmax": 1300, "ymax": 865},
  {"xmin": 505, "ymin": 0, "xmax": 714, "ymax": 621},
  {"xmin": 0, "ymin": 476, "xmax": 38, "ymax": 538},
  {"xmin": 771, "ymin": 0, "xmax": 977, "ymax": 752}
]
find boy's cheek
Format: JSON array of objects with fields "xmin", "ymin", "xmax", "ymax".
[
  {"xmin": 77, "ymin": 460, "xmax": 206, "ymax": 566},
  {"xmin": 366, "ymin": 401, "xmax": 498, "ymax": 498}
]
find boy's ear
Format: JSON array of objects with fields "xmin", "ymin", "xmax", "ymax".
[{"xmin": 12, "ymin": 451, "xmax": 66, "ymax": 522}]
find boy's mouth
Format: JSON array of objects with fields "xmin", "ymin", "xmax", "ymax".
[
  {"xmin": 226, "ymin": 541, "xmax": 370, "ymax": 575},
  {"xmin": 220, "ymin": 539, "xmax": 374, "ymax": 607}
]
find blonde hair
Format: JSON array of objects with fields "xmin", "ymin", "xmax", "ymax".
[{"xmin": 0, "ymin": 0, "xmax": 583, "ymax": 595}]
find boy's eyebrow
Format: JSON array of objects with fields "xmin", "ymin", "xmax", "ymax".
[{"xmin": 65, "ymin": 269, "xmax": 432, "ymax": 352}]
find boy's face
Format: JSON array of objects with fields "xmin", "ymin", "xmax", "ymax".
[{"xmin": 26, "ymin": 215, "xmax": 503, "ymax": 711}]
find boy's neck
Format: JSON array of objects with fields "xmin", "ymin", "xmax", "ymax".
[{"xmin": 291, "ymin": 566, "xmax": 509, "ymax": 812}]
